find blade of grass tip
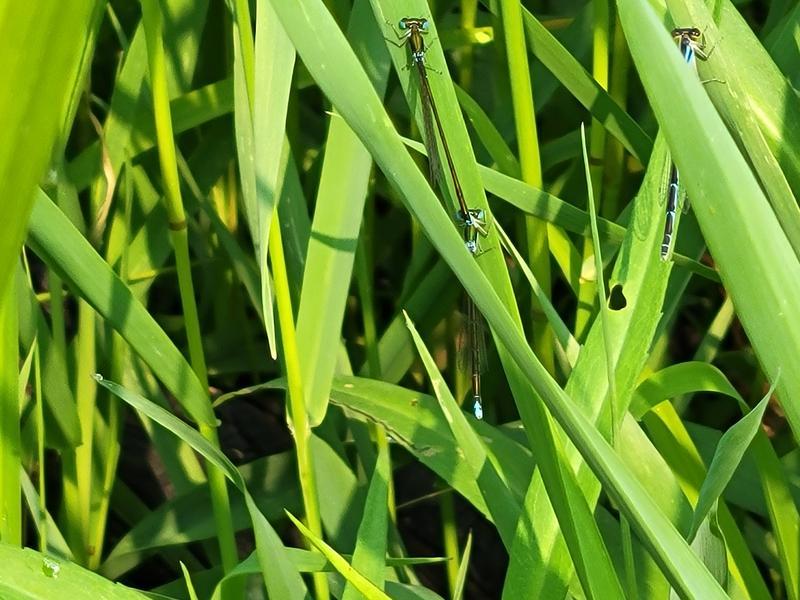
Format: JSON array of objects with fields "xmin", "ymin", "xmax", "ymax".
[
  {"xmin": 285, "ymin": 511, "xmax": 390, "ymax": 600},
  {"xmin": 403, "ymin": 311, "xmax": 521, "ymax": 547},
  {"xmin": 94, "ymin": 375, "xmax": 310, "ymax": 599},
  {"xmin": 231, "ymin": 0, "xmax": 279, "ymax": 358},
  {"xmin": 452, "ymin": 532, "xmax": 473, "ymax": 600},
  {"xmin": 687, "ymin": 375, "xmax": 780, "ymax": 543},
  {"xmin": 180, "ymin": 562, "xmax": 200, "ymax": 600},
  {"xmin": 253, "ymin": 0, "xmax": 294, "ymax": 360},
  {"xmin": 140, "ymin": 0, "xmax": 239, "ymax": 576},
  {"xmin": 0, "ymin": 275, "xmax": 21, "ymax": 546},
  {"xmin": 342, "ymin": 444, "xmax": 390, "ymax": 600}
]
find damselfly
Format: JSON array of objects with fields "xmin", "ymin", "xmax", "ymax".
[
  {"xmin": 391, "ymin": 16, "xmax": 488, "ymax": 418},
  {"xmin": 661, "ymin": 27, "xmax": 707, "ymax": 261},
  {"xmin": 392, "ymin": 17, "xmax": 488, "ymax": 245}
]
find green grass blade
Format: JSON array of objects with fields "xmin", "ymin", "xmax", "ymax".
[
  {"xmin": 180, "ymin": 562, "xmax": 200, "ymax": 600},
  {"xmin": 94, "ymin": 375, "xmax": 310, "ymax": 599},
  {"xmin": 27, "ymin": 192, "xmax": 215, "ymax": 428},
  {"xmin": 632, "ymin": 362, "xmax": 741, "ymax": 419},
  {"xmin": 0, "ymin": 542, "xmax": 148, "ymax": 599},
  {"xmin": 688, "ymin": 379, "xmax": 777, "ymax": 542},
  {"xmin": 0, "ymin": 1, "xmax": 97, "ymax": 295},
  {"xmin": 667, "ymin": 0, "xmax": 800, "ymax": 260},
  {"xmin": 342, "ymin": 444, "xmax": 389, "ymax": 600},
  {"xmin": 452, "ymin": 532, "xmax": 472, "ymax": 600},
  {"xmin": 286, "ymin": 511, "xmax": 390, "ymax": 600},
  {"xmin": 404, "ymin": 312, "xmax": 521, "ymax": 546},
  {"xmin": 253, "ymin": 0, "xmax": 295, "ymax": 360},
  {"xmin": 297, "ymin": 0, "xmax": 391, "ymax": 425},
  {"xmin": 516, "ymin": 4, "xmax": 652, "ymax": 164},
  {"xmin": 0, "ymin": 277, "xmax": 20, "ymax": 546}
]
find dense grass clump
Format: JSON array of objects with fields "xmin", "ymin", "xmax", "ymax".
[{"xmin": 1, "ymin": 0, "xmax": 799, "ymax": 598}]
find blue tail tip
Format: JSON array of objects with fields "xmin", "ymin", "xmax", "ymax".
[{"xmin": 473, "ymin": 399, "xmax": 483, "ymax": 420}]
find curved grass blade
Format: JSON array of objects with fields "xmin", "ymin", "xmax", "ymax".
[
  {"xmin": 341, "ymin": 444, "xmax": 389, "ymax": 600},
  {"xmin": 687, "ymin": 377, "xmax": 778, "ymax": 542},
  {"xmin": 27, "ymin": 192, "xmax": 215, "ymax": 428},
  {"xmin": 94, "ymin": 375, "xmax": 309, "ymax": 600},
  {"xmin": 404, "ymin": 312, "xmax": 521, "ymax": 546},
  {"xmin": 285, "ymin": 511, "xmax": 390, "ymax": 600}
]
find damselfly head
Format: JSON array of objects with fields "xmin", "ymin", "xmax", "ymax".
[
  {"xmin": 399, "ymin": 17, "xmax": 428, "ymax": 32},
  {"xmin": 672, "ymin": 26, "xmax": 702, "ymax": 40}
]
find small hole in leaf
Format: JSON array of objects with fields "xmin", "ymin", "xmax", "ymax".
[{"xmin": 609, "ymin": 284, "xmax": 627, "ymax": 310}]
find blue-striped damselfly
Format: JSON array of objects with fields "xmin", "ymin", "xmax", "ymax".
[{"xmin": 661, "ymin": 27, "xmax": 707, "ymax": 261}]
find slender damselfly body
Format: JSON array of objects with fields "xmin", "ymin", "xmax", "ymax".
[
  {"xmin": 392, "ymin": 16, "xmax": 487, "ymax": 419},
  {"xmin": 661, "ymin": 27, "xmax": 707, "ymax": 261}
]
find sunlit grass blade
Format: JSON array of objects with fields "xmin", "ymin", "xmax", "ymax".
[
  {"xmin": 404, "ymin": 311, "xmax": 521, "ymax": 545},
  {"xmin": 94, "ymin": 375, "xmax": 309, "ymax": 599},
  {"xmin": 687, "ymin": 378, "xmax": 778, "ymax": 542},
  {"xmin": 452, "ymin": 532, "xmax": 472, "ymax": 600},
  {"xmin": 252, "ymin": 0, "xmax": 295, "ymax": 360},
  {"xmin": 342, "ymin": 444, "xmax": 389, "ymax": 600},
  {"xmin": 297, "ymin": 1, "xmax": 391, "ymax": 426},
  {"xmin": 285, "ymin": 511, "xmax": 389, "ymax": 600},
  {"xmin": 0, "ymin": 277, "xmax": 20, "ymax": 546},
  {"xmin": 0, "ymin": 1, "xmax": 97, "ymax": 295}
]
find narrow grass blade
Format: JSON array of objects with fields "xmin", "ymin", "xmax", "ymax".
[
  {"xmin": 253, "ymin": 0, "xmax": 295, "ymax": 359},
  {"xmin": 180, "ymin": 562, "xmax": 200, "ymax": 600},
  {"xmin": 342, "ymin": 444, "xmax": 390, "ymax": 600},
  {"xmin": 0, "ymin": 277, "xmax": 20, "ymax": 546},
  {"xmin": 285, "ymin": 511, "xmax": 389, "ymax": 600},
  {"xmin": 688, "ymin": 378, "xmax": 778, "ymax": 542},
  {"xmin": 515, "ymin": 4, "xmax": 652, "ymax": 163},
  {"xmin": 16, "ymin": 276, "xmax": 80, "ymax": 450},
  {"xmin": 452, "ymin": 532, "xmax": 472, "ymax": 600},
  {"xmin": 26, "ymin": 192, "xmax": 215, "ymax": 427},
  {"xmin": 94, "ymin": 375, "xmax": 309, "ymax": 599},
  {"xmin": 403, "ymin": 312, "xmax": 521, "ymax": 546},
  {"xmin": 297, "ymin": 0, "xmax": 391, "ymax": 425}
]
